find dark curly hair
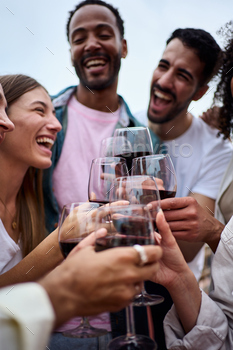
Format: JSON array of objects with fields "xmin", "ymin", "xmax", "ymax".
[
  {"xmin": 214, "ymin": 22, "xmax": 233, "ymax": 139},
  {"xmin": 66, "ymin": 0, "xmax": 124, "ymax": 42},
  {"xmin": 167, "ymin": 28, "xmax": 222, "ymax": 86}
]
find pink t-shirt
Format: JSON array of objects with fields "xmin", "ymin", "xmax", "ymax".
[
  {"xmin": 53, "ymin": 96, "xmax": 120, "ymax": 332},
  {"xmin": 53, "ymin": 95, "xmax": 120, "ymax": 212}
]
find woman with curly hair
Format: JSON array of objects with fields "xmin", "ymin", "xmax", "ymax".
[{"xmin": 213, "ymin": 22, "xmax": 233, "ymax": 224}]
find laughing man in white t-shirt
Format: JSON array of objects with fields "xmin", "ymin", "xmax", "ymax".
[{"xmin": 136, "ymin": 28, "xmax": 233, "ymax": 350}]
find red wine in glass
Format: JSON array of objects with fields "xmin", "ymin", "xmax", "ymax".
[
  {"xmin": 159, "ymin": 190, "xmax": 176, "ymax": 200},
  {"xmin": 115, "ymin": 151, "xmax": 152, "ymax": 173}
]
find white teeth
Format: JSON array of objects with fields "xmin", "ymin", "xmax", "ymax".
[
  {"xmin": 154, "ymin": 90, "xmax": 171, "ymax": 101},
  {"xmin": 86, "ymin": 59, "xmax": 106, "ymax": 68},
  {"xmin": 36, "ymin": 137, "xmax": 54, "ymax": 145}
]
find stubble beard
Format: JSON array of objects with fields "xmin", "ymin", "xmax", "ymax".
[
  {"xmin": 147, "ymin": 96, "xmax": 194, "ymax": 125},
  {"xmin": 74, "ymin": 52, "xmax": 122, "ymax": 91}
]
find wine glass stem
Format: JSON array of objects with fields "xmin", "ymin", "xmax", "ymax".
[
  {"xmin": 141, "ymin": 283, "xmax": 146, "ymax": 295},
  {"xmin": 126, "ymin": 304, "xmax": 136, "ymax": 338},
  {"xmin": 81, "ymin": 316, "xmax": 91, "ymax": 328}
]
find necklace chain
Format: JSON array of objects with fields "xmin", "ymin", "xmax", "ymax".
[{"xmin": 0, "ymin": 197, "xmax": 17, "ymax": 230}]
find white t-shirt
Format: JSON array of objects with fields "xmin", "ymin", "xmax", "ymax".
[
  {"xmin": 135, "ymin": 111, "xmax": 233, "ymax": 280},
  {"xmin": 53, "ymin": 95, "xmax": 120, "ymax": 213},
  {"xmin": 0, "ymin": 219, "xmax": 22, "ymax": 274},
  {"xmin": 164, "ymin": 116, "xmax": 233, "ymax": 199}
]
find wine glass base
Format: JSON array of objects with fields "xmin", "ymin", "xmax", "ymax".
[
  {"xmin": 107, "ymin": 334, "xmax": 157, "ymax": 350},
  {"xmin": 132, "ymin": 293, "xmax": 164, "ymax": 307},
  {"xmin": 62, "ymin": 325, "xmax": 108, "ymax": 338}
]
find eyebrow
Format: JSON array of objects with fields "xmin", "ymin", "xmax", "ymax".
[{"xmin": 159, "ymin": 59, "xmax": 194, "ymax": 81}]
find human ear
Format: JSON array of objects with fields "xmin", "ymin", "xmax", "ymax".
[
  {"xmin": 192, "ymin": 85, "xmax": 209, "ymax": 101},
  {"xmin": 121, "ymin": 39, "xmax": 128, "ymax": 59}
]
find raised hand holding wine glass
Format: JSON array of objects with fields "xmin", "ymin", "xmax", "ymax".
[
  {"xmin": 58, "ymin": 201, "xmax": 108, "ymax": 338},
  {"xmin": 109, "ymin": 175, "xmax": 164, "ymax": 307},
  {"xmin": 95, "ymin": 204, "xmax": 158, "ymax": 350}
]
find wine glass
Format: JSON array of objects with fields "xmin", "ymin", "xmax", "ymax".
[
  {"xmin": 99, "ymin": 137, "xmax": 114, "ymax": 157},
  {"xmin": 112, "ymin": 127, "xmax": 153, "ymax": 173},
  {"xmin": 88, "ymin": 157, "xmax": 129, "ymax": 204},
  {"xmin": 100, "ymin": 136, "xmax": 132, "ymax": 158},
  {"xmin": 58, "ymin": 201, "xmax": 108, "ymax": 338},
  {"xmin": 132, "ymin": 154, "xmax": 177, "ymax": 199},
  {"xmin": 109, "ymin": 175, "xmax": 164, "ymax": 306},
  {"xmin": 95, "ymin": 204, "xmax": 157, "ymax": 350}
]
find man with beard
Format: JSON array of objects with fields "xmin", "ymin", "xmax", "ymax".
[
  {"xmin": 137, "ymin": 28, "xmax": 232, "ymax": 276},
  {"xmin": 137, "ymin": 28, "xmax": 233, "ymax": 349},
  {"xmin": 43, "ymin": 1, "xmax": 159, "ymax": 349},
  {"xmin": 43, "ymin": 0, "xmax": 158, "ymax": 233}
]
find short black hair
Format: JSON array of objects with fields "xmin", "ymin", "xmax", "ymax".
[
  {"xmin": 66, "ymin": 0, "xmax": 124, "ymax": 42},
  {"xmin": 167, "ymin": 28, "xmax": 222, "ymax": 86}
]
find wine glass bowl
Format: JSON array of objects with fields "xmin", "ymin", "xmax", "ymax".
[
  {"xmin": 99, "ymin": 137, "xmax": 115, "ymax": 157},
  {"xmin": 100, "ymin": 136, "xmax": 131, "ymax": 157},
  {"xmin": 113, "ymin": 127, "xmax": 153, "ymax": 173},
  {"xmin": 95, "ymin": 204, "xmax": 155, "ymax": 251},
  {"xmin": 132, "ymin": 154, "xmax": 177, "ymax": 199},
  {"xmin": 109, "ymin": 175, "xmax": 160, "ymax": 207},
  {"xmin": 88, "ymin": 157, "xmax": 129, "ymax": 204}
]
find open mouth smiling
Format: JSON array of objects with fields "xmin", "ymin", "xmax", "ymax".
[
  {"xmin": 153, "ymin": 88, "xmax": 173, "ymax": 104},
  {"xmin": 36, "ymin": 137, "xmax": 54, "ymax": 150},
  {"xmin": 85, "ymin": 59, "xmax": 107, "ymax": 69}
]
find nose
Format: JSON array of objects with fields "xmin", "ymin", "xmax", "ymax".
[
  {"xmin": 157, "ymin": 69, "xmax": 174, "ymax": 90},
  {"xmin": 0, "ymin": 110, "xmax": 14, "ymax": 133},
  {"xmin": 47, "ymin": 114, "xmax": 62, "ymax": 134},
  {"xmin": 84, "ymin": 34, "xmax": 101, "ymax": 52}
]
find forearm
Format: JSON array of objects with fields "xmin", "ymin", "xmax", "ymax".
[
  {"xmin": 164, "ymin": 290, "xmax": 229, "ymax": 350},
  {"xmin": 166, "ymin": 267, "xmax": 201, "ymax": 334},
  {"xmin": 0, "ymin": 229, "xmax": 64, "ymax": 287}
]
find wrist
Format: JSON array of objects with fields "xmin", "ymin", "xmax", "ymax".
[
  {"xmin": 39, "ymin": 266, "xmax": 78, "ymax": 328},
  {"xmin": 165, "ymin": 264, "xmax": 195, "ymax": 293},
  {"xmin": 166, "ymin": 267, "xmax": 202, "ymax": 333},
  {"xmin": 205, "ymin": 218, "xmax": 224, "ymax": 253}
]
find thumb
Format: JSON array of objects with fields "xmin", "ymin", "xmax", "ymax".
[{"xmin": 156, "ymin": 209, "xmax": 175, "ymax": 245}]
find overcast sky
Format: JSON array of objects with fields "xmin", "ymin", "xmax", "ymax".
[{"xmin": 0, "ymin": 0, "xmax": 232, "ymax": 117}]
